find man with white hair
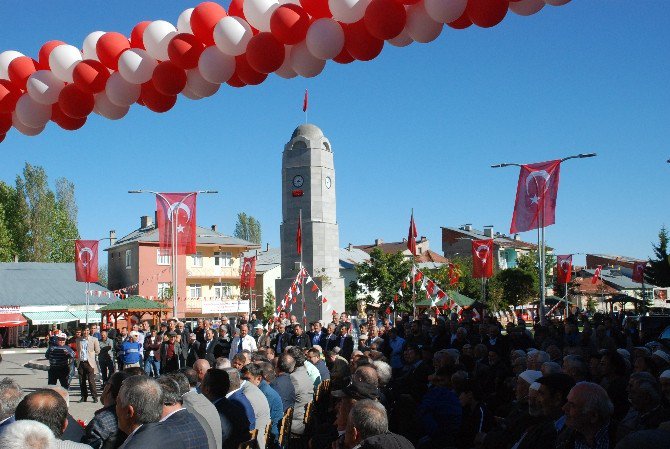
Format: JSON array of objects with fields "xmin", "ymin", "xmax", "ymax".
[
  {"xmin": 0, "ymin": 378, "xmax": 22, "ymax": 437},
  {"xmin": 0, "ymin": 420, "xmax": 56, "ymax": 449},
  {"xmin": 561, "ymin": 381, "xmax": 615, "ymax": 449},
  {"xmin": 527, "ymin": 350, "xmax": 550, "ymax": 371}
]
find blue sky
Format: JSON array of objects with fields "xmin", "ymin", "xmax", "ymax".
[{"xmin": 1, "ymin": 1, "xmax": 668, "ymax": 266}]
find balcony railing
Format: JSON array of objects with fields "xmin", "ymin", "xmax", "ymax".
[{"xmin": 186, "ymin": 266, "xmax": 240, "ymax": 279}]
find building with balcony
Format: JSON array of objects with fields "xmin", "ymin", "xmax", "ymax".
[{"xmin": 106, "ymin": 215, "xmax": 260, "ymax": 318}]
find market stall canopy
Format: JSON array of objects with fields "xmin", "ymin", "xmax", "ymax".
[
  {"xmin": 23, "ymin": 311, "xmax": 80, "ymax": 325},
  {"xmin": 0, "ymin": 311, "xmax": 27, "ymax": 327}
]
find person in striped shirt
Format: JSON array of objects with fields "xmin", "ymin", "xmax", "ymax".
[{"xmin": 45, "ymin": 333, "xmax": 75, "ymax": 389}]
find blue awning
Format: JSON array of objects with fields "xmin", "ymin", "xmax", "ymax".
[
  {"xmin": 69, "ymin": 311, "xmax": 101, "ymax": 323},
  {"xmin": 23, "ymin": 311, "xmax": 79, "ymax": 325}
]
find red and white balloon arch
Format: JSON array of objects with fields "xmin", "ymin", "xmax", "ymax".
[{"xmin": 0, "ymin": 0, "xmax": 571, "ymax": 143}]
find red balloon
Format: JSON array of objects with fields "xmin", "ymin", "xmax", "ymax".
[
  {"xmin": 0, "ymin": 80, "xmax": 21, "ymax": 114},
  {"xmin": 466, "ymin": 0, "xmax": 509, "ymax": 28},
  {"xmin": 226, "ymin": 72, "xmax": 246, "ymax": 88},
  {"xmin": 131, "ymin": 21, "xmax": 151, "ymax": 49},
  {"xmin": 270, "ymin": 5, "xmax": 311, "ymax": 45},
  {"xmin": 0, "ymin": 134, "xmax": 5, "ymax": 144},
  {"xmin": 168, "ymin": 33, "xmax": 205, "ymax": 70},
  {"xmin": 0, "ymin": 112, "xmax": 11, "ymax": 134},
  {"xmin": 398, "ymin": 0, "xmax": 421, "ymax": 4},
  {"xmin": 333, "ymin": 46, "xmax": 354, "ymax": 64},
  {"xmin": 235, "ymin": 56, "xmax": 267, "ymax": 85},
  {"xmin": 73, "ymin": 60, "xmax": 109, "ymax": 94},
  {"xmin": 58, "ymin": 84, "xmax": 94, "ymax": 119},
  {"xmin": 8, "ymin": 57, "xmax": 38, "ymax": 91},
  {"xmin": 38, "ymin": 40, "xmax": 66, "ymax": 70},
  {"xmin": 246, "ymin": 33, "xmax": 285, "ymax": 74},
  {"xmin": 364, "ymin": 0, "xmax": 406, "ymax": 40},
  {"xmin": 51, "ymin": 103, "xmax": 87, "ymax": 130},
  {"xmin": 152, "ymin": 61, "xmax": 187, "ymax": 96},
  {"xmin": 300, "ymin": 0, "xmax": 331, "ymax": 19},
  {"xmin": 97, "ymin": 32, "xmax": 131, "ymax": 70},
  {"xmin": 191, "ymin": 2, "xmax": 228, "ymax": 46},
  {"xmin": 344, "ymin": 20, "xmax": 384, "ymax": 62},
  {"xmin": 140, "ymin": 82, "xmax": 177, "ymax": 113},
  {"xmin": 228, "ymin": 0, "xmax": 246, "ymax": 19},
  {"xmin": 448, "ymin": 11, "xmax": 472, "ymax": 29}
]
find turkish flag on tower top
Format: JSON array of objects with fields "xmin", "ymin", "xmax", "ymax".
[
  {"xmin": 156, "ymin": 193, "xmax": 198, "ymax": 255},
  {"xmin": 75, "ymin": 240, "xmax": 99, "ymax": 282},
  {"xmin": 510, "ymin": 160, "xmax": 561, "ymax": 234},
  {"xmin": 407, "ymin": 211, "xmax": 418, "ymax": 256}
]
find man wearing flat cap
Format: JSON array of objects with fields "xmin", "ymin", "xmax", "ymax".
[{"xmin": 160, "ymin": 331, "xmax": 182, "ymax": 374}]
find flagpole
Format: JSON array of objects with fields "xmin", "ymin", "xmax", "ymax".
[
  {"xmin": 564, "ymin": 281, "xmax": 568, "ymax": 319},
  {"xmin": 86, "ymin": 282, "xmax": 90, "ymax": 326},
  {"xmin": 299, "ymin": 209, "xmax": 307, "ymax": 331}
]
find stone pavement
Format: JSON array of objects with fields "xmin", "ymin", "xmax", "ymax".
[{"xmin": 0, "ymin": 349, "xmax": 102, "ymax": 424}]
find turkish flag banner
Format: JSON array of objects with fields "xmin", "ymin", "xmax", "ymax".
[
  {"xmin": 556, "ymin": 255, "xmax": 573, "ymax": 284},
  {"xmin": 510, "ymin": 160, "xmax": 561, "ymax": 234},
  {"xmin": 632, "ymin": 262, "xmax": 646, "ymax": 283},
  {"xmin": 156, "ymin": 193, "xmax": 198, "ymax": 255},
  {"xmin": 448, "ymin": 263, "xmax": 460, "ymax": 286},
  {"xmin": 471, "ymin": 239, "xmax": 494, "ymax": 279},
  {"xmin": 240, "ymin": 256, "xmax": 257, "ymax": 289},
  {"xmin": 407, "ymin": 211, "xmax": 418, "ymax": 256},
  {"xmin": 591, "ymin": 265, "xmax": 602, "ymax": 284},
  {"xmin": 75, "ymin": 240, "xmax": 99, "ymax": 282}
]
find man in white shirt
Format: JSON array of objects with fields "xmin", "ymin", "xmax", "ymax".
[{"xmin": 228, "ymin": 325, "xmax": 257, "ymax": 361}]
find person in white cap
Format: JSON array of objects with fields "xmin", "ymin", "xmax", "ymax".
[
  {"xmin": 45, "ymin": 333, "xmax": 75, "ymax": 389},
  {"xmin": 253, "ymin": 323, "xmax": 270, "ymax": 348}
]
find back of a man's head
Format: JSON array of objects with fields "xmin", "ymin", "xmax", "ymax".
[
  {"xmin": 256, "ymin": 361, "xmax": 275, "ymax": 383},
  {"xmin": 107, "ymin": 371, "xmax": 131, "ymax": 402},
  {"xmin": 202, "ymin": 369, "xmax": 231, "ymax": 399},
  {"xmin": 287, "ymin": 347, "xmax": 306, "ymax": 367},
  {"xmin": 0, "ymin": 419, "xmax": 55, "ymax": 449},
  {"xmin": 215, "ymin": 357, "xmax": 232, "ymax": 370},
  {"xmin": 179, "ymin": 367, "xmax": 199, "ymax": 388},
  {"xmin": 157, "ymin": 376, "xmax": 182, "ymax": 406},
  {"xmin": 349, "ymin": 399, "xmax": 388, "ymax": 440},
  {"xmin": 117, "ymin": 376, "xmax": 163, "ymax": 425},
  {"xmin": 0, "ymin": 377, "xmax": 23, "ymax": 421},
  {"xmin": 277, "ymin": 353, "xmax": 296, "ymax": 374},
  {"xmin": 224, "ymin": 368, "xmax": 242, "ymax": 391},
  {"xmin": 15, "ymin": 389, "xmax": 67, "ymax": 438},
  {"xmin": 168, "ymin": 372, "xmax": 191, "ymax": 396},
  {"xmin": 354, "ymin": 366, "xmax": 379, "ymax": 387}
]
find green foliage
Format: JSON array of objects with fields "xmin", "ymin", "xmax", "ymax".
[
  {"xmin": 262, "ymin": 288, "xmax": 276, "ymax": 321},
  {"xmin": 345, "ymin": 281, "xmax": 361, "ymax": 313},
  {"xmin": 354, "ymin": 248, "xmax": 413, "ymax": 312},
  {"xmin": 97, "ymin": 264, "xmax": 108, "ymax": 288},
  {"xmin": 48, "ymin": 201, "xmax": 80, "ymax": 262},
  {"xmin": 0, "ymin": 203, "xmax": 13, "ymax": 262},
  {"xmin": 492, "ymin": 268, "xmax": 536, "ymax": 308},
  {"xmin": 234, "ymin": 212, "xmax": 262, "ymax": 244},
  {"xmin": 646, "ymin": 226, "xmax": 670, "ymax": 287}
]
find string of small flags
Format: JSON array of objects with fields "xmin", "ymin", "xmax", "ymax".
[
  {"xmin": 86, "ymin": 267, "xmax": 171, "ymax": 300},
  {"xmin": 274, "ymin": 266, "xmax": 336, "ymax": 322},
  {"xmin": 387, "ymin": 265, "xmax": 465, "ymax": 316}
]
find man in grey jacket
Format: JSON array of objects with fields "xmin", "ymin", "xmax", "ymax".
[{"xmin": 287, "ymin": 347, "xmax": 315, "ymax": 436}]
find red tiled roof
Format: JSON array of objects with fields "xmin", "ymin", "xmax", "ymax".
[
  {"xmin": 415, "ymin": 250, "xmax": 448, "ymax": 264},
  {"xmin": 571, "ymin": 277, "xmax": 619, "ymax": 295}
]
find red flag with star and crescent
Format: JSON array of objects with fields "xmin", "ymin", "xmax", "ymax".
[
  {"xmin": 448, "ymin": 263, "xmax": 460, "ymax": 286},
  {"xmin": 156, "ymin": 193, "xmax": 198, "ymax": 255},
  {"xmin": 591, "ymin": 265, "xmax": 602, "ymax": 284},
  {"xmin": 75, "ymin": 240, "xmax": 99, "ymax": 282},
  {"xmin": 510, "ymin": 160, "xmax": 561, "ymax": 234},
  {"xmin": 556, "ymin": 255, "xmax": 573, "ymax": 284},
  {"xmin": 240, "ymin": 256, "xmax": 257, "ymax": 289},
  {"xmin": 471, "ymin": 239, "xmax": 493, "ymax": 279},
  {"xmin": 407, "ymin": 211, "xmax": 418, "ymax": 256},
  {"xmin": 632, "ymin": 262, "xmax": 646, "ymax": 283}
]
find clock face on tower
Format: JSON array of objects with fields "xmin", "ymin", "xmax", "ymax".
[
  {"xmin": 292, "ymin": 175, "xmax": 304, "ymax": 188},
  {"xmin": 325, "ymin": 176, "xmax": 332, "ymax": 189}
]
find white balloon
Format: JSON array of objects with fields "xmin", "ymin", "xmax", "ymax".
[
  {"xmin": 49, "ymin": 45, "xmax": 83, "ymax": 83},
  {"xmin": 0, "ymin": 51, "xmax": 24, "ymax": 80},
  {"xmin": 15, "ymin": 94, "xmax": 51, "ymax": 129},
  {"xmin": 12, "ymin": 111, "xmax": 45, "ymax": 136},
  {"xmin": 198, "ymin": 46, "xmax": 235, "ymax": 84},
  {"xmin": 406, "ymin": 2, "xmax": 443, "ymax": 44},
  {"xmin": 275, "ymin": 46, "xmax": 297, "ymax": 79},
  {"xmin": 118, "ymin": 49, "xmax": 158, "ymax": 84},
  {"xmin": 181, "ymin": 85, "xmax": 203, "ymax": 100},
  {"xmin": 185, "ymin": 68, "xmax": 220, "ymax": 98},
  {"xmin": 143, "ymin": 20, "xmax": 177, "ymax": 61},
  {"xmin": 279, "ymin": 0, "xmax": 300, "ymax": 4},
  {"xmin": 214, "ymin": 16, "xmax": 254, "ymax": 56},
  {"xmin": 26, "ymin": 70, "xmax": 65, "ymax": 105},
  {"xmin": 510, "ymin": 0, "xmax": 545, "ymax": 16},
  {"xmin": 93, "ymin": 91, "xmax": 130, "ymax": 120},
  {"xmin": 82, "ymin": 31, "xmax": 105, "ymax": 60},
  {"xmin": 424, "ymin": 0, "xmax": 467, "ymax": 23},
  {"xmin": 544, "ymin": 0, "xmax": 570, "ymax": 5},
  {"xmin": 306, "ymin": 18, "xmax": 344, "ymax": 60},
  {"xmin": 105, "ymin": 72, "xmax": 141, "ymax": 107},
  {"xmin": 328, "ymin": 0, "xmax": 370, "ymax": 24},
  {"xmin": 290, "ymin": 41, "xmax": 326, "ymax": 78},
  {"xmin": 243, "ymin": 0, "xmax": 280, "ymax": 32},
  {"xmin": 387, "ymin": 27, "xmax": 413, "ymax": 47},
  {"xmin": 177, "ymin": 8, "xmax": 194, "ymax": 34}
]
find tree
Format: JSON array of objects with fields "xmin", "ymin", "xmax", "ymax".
[
  {"xmin": 354, "ymin": 248, "xmax": 413, "ymax": 312},
  {"xmin": 48, "ymin": 201, "xmax": 79, "ymax": 262},
  {"xmin": 234, "ymin": 212, "xmax": 262, "ymax": 244},
  {"xmin": 345, "ymin": 281, "xmax": 360, "ymax": 313},
  {"xmin": 97, "ymin": 264, "xmax": 108, "ymax": 288},
  {"xmin": 261, "ymin": 288, "xmax": 276, "ymax": 321},
  {"xmin": 492, "ymin": 268, "xmax": 536, "ymax": 308},
  {"xmin": 0, "ymin": 203, "xmax": 13, "ymax": 262},
  {"xmin": 646, "ymin": 226, "xmax": 670, "ymax": 287}
]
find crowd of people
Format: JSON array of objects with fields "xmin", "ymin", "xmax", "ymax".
[{"xmin": 1, "ymin": 310, "xmax": 670, "ymax": 449}]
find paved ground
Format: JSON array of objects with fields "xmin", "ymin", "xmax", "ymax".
[{"xmin": 0, "ymin": 349, "xmax": 101, "ymax": 423}]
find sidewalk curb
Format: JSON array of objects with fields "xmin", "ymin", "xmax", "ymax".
[
  {"xmin": 1, "ymin": 348, "xmax": 44, "ymax": 355},
  {"xmin": 25, "ymin": 358, "xmax": 49, "ymax": 371}
]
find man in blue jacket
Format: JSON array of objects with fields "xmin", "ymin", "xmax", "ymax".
[{"xmin": 119, "ymin": 331, "xmax": 142, "ymax": 368}]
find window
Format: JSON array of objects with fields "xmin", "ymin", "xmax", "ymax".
[
  {"xmin": 158, "ymin": 283, "xmax": 170, "ymax": 299},
  {"xmin": 214, "ymin": 282, "xmax": 232, "ymax": 298},
  {"xmin": 157, "ymin": 249, "xmax": 170, "ymax": 265},
  {"xmin": 192, "ymin": 252, "xmax": 203, "ymax": 267},
  {"xmin": 214, "ymin": 251, "xmax": 232, "ymax": 267},
  {"xmin": 189, "ymin": 284, "xmax": 202, "ymax": 298},
  {"xmin": 125, "ymin": 250, "xmax": 132, "ymax": 269}
]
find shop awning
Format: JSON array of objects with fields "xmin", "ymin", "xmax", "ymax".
[
  {"xmin": 23, "ymin": 311, "xmax": 79, "ymax": 325},
  {"xmin": 69, "ymin": 311, "xmax": 101, "ymax": 323},
  {"xmin": 0, "ymin": 312, "xmax": 27, "ymax": 327}
]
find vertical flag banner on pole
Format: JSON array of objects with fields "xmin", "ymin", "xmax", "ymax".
[
  {"xmin": 510, "ymin": 160, "xmax": 561, "ymax": 234},
  {"xmin": 155, "ymin": 192, "xmax": 198, "ymax": 255},
  {"xmin": 75, "ymin": 240, "xmax": 99, "ymax": 282},
  {"xmin": 471, "ymin": 239, "xmax": 494, "ymax": 279}
]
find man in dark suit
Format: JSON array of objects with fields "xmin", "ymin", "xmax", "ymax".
[
  {"xmin": 185, "ymin": 333, "xmax": 201, "ymax": 367},
  {"xmin": 201, "ymin": 368, "xmax": 248, "ymax": 449},
  {"xmin": 156, "ymin": 377, "xmax": 209, "ymax": 449},
  {"xmin": 200, "ymin": 329, "xmax": 224, "ymax": 365},
  {"xmin": 223, "ymin": 368, "xmax": 256, "ymax": 430},
  {"xmin": 336, "ymin": 324, "xmax": 354, "ymax": 360},
  {"xmin": 176, "ymin": 369, "xmax": 223, "ymax": 449},
  {"xmin": 271, "ymin": 323, "xmax": 291, "ymax": 355},
  {"xmin": 289, "ymin": 324, "xmax": 312, "ymax": 350},
  {"xmin": 307, "ymin": 322, "xmax": 324, "ymax": 347},
  {"xmin": 319, "ymin": 323, "xmax": 339, "ymax": 352}
]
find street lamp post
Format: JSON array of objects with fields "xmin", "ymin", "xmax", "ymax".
[
  {"xmin": 491, "ymin": 153, "xmax": 596, "ymax": 325},
  {"xmin": 128, "ymin": 190, "xmax": 217, "ymax": 319}
]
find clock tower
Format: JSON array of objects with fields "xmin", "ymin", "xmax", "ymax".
[{"xmin": 276, "ymin": 124, "xmax": 345, "ymax": 323}]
